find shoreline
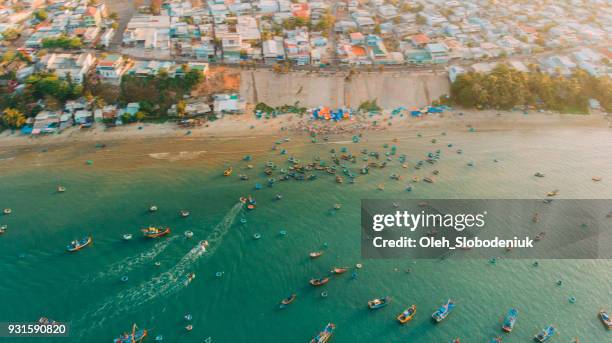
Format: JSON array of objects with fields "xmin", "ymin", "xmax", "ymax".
[{"xmin": 0, "ymin": 109, "xmax": 609, "ymax": 150}]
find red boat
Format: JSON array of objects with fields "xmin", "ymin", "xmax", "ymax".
[{"xmin": 142, "ymin": 227, "xmax": 171, "ymax": 238}]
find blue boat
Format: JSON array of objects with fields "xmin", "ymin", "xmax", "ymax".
[
  {"xmin": 502, "ymin": 308, "xmax": 518, "ymax": 332},
  {"xmin": 368, "ymin": 296, "xmax": 391, "ymax": 310},
  {"xmin": 310, "ymin": 323, "xmax": 335, "ymax": 343},
  {"xmin": 432, "ymin": 299, "xmax": 455, "ymax": 322},
  {"xmin": 533, "ymin": 326, "xmax": 555, "ymax": 342},
  {"xmin": 114, "ymin": 324, "xmax": 147, "ymax": 343},
  {"xmin": 66, "ymin": 236, "xmax": 92, "ymax": 252}
]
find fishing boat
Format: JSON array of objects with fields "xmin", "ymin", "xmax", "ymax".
[
  {"xmin": 184, "ymin": 231, "xmax": 194, "ymax": 238},
  {"xmin": 310, "ymin": 251, "xmax": 323, "ymax": 259},
  {"xmin": 534, "ymin": 232, "xmax": 546, "ymax": 241},
  {"xmin": 592, "ymin": 176, "xmax": 602, "ymax": 182},
  {"xmin": 66, "ymin": 236, "xmax": 92, "ymax": 252},
  {"xmin": 396, "ymin": 305, "xmax": 416, "ymax": 323},
  {"xmin": 533, "ymin": 326, "xmax": 555, "ymax": 342},
  {"xmin": 38, "ymin": 317, "xmax": 57, "ymax": 325},
  {"xmin": 239, "ymin": 174, "xmax": 249, "ymax": 181},
  {"xmin": 310, "ymin": 323, "xmax": 335, "ymax": 343},
  {"xmin": 331, "ymin": 267, "xmax": 348, "ymax": 274},
  {"xmin": 179, "ymin": 210, "xmax": 190, "ymax": 217},
  {"xmin": 0, "ymin": 225, "xmax": 6, "ymax": 234},
  {"xmin": 114, "ymin": 324, "xmax": 147, "ymax": 343},
  {"xmin": 309, "ymin": 278, "xmax": 330, "ymax": 286},
  {"xmin": 546, "ymin": 189, "xmax": 559, "ymax": 197},
  {"xmin": 450, "ymin": 338, "xmax": 460, "ymax": 343},
  {"xmin": 432, "ymin": 299, "xmax": 455, "ymax": 322},
  {"xmin": 490, "ymin": 337, "xmax": 502, "ymax": 343},
  {"xmin": 3, "ymin": 208, "xmax": 11, "ymax": 215},
  {"xmin": 335, "ymin": 176, "xmax": 343, "ymax": 184},
  {"xmin": 377, "ymin": 183, "xmax": 385, "ymax": 190},
  {"xmin": 223, "ymin": 167, "xmax": 233, "ymax": 176},
  {"xmin": 368, "ymin": 296, "xmax": 391, "ymax": 310},
  {"xmin": 142, "ymin": 227, "xmax": 171, "ymax": 238},
  {"xmin": 122, "ymin": 233, "xmax": 133, "ymax": 241},
  {"xmin": 502, "ymin": 308, "xmax": 518, "ymax": 332},
  {"xmin": 149, "ymin": 205, "xmax": 158, "ymax": 212},
  {"xmin": 57, "ymin": 186, "xmax": 66, "ymax": 193},
  {"xmin": 424, "ymin": 177, "xmax": 435, "ymax": 183},
  {"xmin": 184, "ymin": 272, "xmax": 196, "ymax": 286},
  {"xmin": 333, "ymin": 203, "xmax": 342, "ymax": 210},
  {"xmin": 599, "ymin": 309, "xmax": 612, "ymax": 329},
  {"xmin": 279, "ymin": 294, "xmax": 296, "ymax": 309}
]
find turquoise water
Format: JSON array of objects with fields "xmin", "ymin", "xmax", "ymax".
[{"xmin": 0, "ymin": 127, "xmax": 611, "ymax": 342}]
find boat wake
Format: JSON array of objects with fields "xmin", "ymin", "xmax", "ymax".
[
  {"xmin": 75, "ymin": 202, "xmax": 243, "ymax": 334},
  {"xmin": 89, "ymin": 236, "xmax": 179, "ymax": 282}
]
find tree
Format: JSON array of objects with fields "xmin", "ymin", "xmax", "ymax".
[
  {"xmin": 2, "ymin": 108, "xmax": 26, "ymax": 129},
  {"xmin": 1, "ymin": 28, "xmax": 20, "ymax": 41},
  {"xmin": 176, "ymin": 100, "xmax": 187, "ymax": 117},
  {"xmin": 34, "ymin": 9, "xmax": 48, "ymax": 21},
  {"xmin": 134, "ymin": 111, "xmax": 146, "ymax": 121},
  {"xmin": 373, "ymin": 24, "xmax": 381, "ymax": 34}
]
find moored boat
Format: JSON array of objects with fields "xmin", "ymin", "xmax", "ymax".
[
  {"xmin": 122, "ymin": 233, "xmax": 133, "ymax": 241},
  {"xmin": 279, "ymin": 294, "xmax": 296, "ymax": 309},
  {"xmin": 397, "ymin": 305, "xmax": 416, "ymax": 323},
  {"xmin": 534, "ymin": 232, "xmax": 546, "ymax": 241},
  {"xmin": 331, "ymin": 267, "xmax": 348, "ymax": 274},
  {"xmin": 310, "ymin": 277, "xmax": 330, "ymax": 286},
  {"xmin": 432, "ymin": 299, "xmax": 455, "ymax": 322},
  {"xmin": 310, "ymin": 323, "xmax": 335, "ymax": 343},
  {"xmin": 599, "ymin": 309, "xmax": 612, "ymax": 329},
  {"xmin": 57, "ymin": 186, "xmax": 66, "ymax": 193},
  {"xmin": 368, "ymin": 296, "xmax": 391, "ymax": 310},
  {"xmin": 533, "ymin": 325, "xmax": 555, "ymax": 342},
  {"xmin": 114, "ymin": 324, "xmax": 147, "ymax": 343},
  {"xmin": 179, "ymin": 210, "xmax": 190, "ymax": 217},
  {"xmin": 502, "ymin": 308, "xmax": 518, "ymax": 332},
  {"xmin": 3, "ymin": 208, "xmax": 11, "ymax": 215},
  {"xmin": 310, "ymin": 251, "xmax": 323, "ymax": 259},
  {"xmin": 149, "ymin": 205, "xmax": 158, "ymax": 212},
  {"xmin": 142, "ymin": 227, "xmax": 171, "ymax": 238},
  {"xmin": 66, "ymin": 236, "xmax": 92, "ymax": 252},
  {"xmin": 199, "ymin": 240, "xmax": 209, "ymax": 252},
  {"xmin": 223, "ymin": 167, "xmax": 233, "ymax": 176}
]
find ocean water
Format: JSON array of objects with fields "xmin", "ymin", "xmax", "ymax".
[{"xmin": 0, "ymin": 127, "xmax": 611, "ymax": 342}]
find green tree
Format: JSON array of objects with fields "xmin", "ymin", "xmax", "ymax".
[
  {"xmin": 2, "ymin": 108, "xmax": 26, "ymax": 128},
  {"xmin": 34, "ymin": 9, "xmax": 48, "ymax": 21}
]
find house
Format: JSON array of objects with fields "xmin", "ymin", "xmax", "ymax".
[
  {"xmin": 96, "ymin": 54, "xmax": 129, "ymax": 83},
  {"xmin": 377, "ymin": 5, "xmax": 398, "ymax": 20},
  {"xmin": 74, "ymin": 110, "xmax": 93, "ymax": 125},
  {"xmin": 100, "ymin": 28, "xmax": 115, "ymax": 48},
  {"xmin": 94, "ymin": 105, "xmax": 118, "ymax": 122},
  {"xmin": 350, "ymin": 32, "xmax": 365, "ymax": 45},
  {"xmin": 84, "ymin": 6, "xmax": 102, "ymax": 27},
  {"xmin": 425, "ymin": 43, "xmax": 449, "ymax": 64},
  {"xmin": 40, "ymin": 53, "xmax": 96, "ymax": 84},
  {"xmin": 33, "ymin": 111, "xmax": 60, "ymax": 133},
  {"xmin": 411, "ymin": 33, "xmax": 430, "ymax": 48},
  {"xmin": 122, "ymin": 15, "xmax": 171, "ymax": 50},
  {"xmin": 218, "ymin": 33, "xmax": 242, "ymax": 62},
  {"xmin": 262, "ymin": 38, "xmax": 285, "ymax": 64},
  {"xmin": 213, "ymin": 93, "xmax": 246, "ymax": 115}
]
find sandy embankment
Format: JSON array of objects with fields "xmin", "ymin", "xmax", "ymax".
[{"xmin": 240, "ymin": 69, "xmax": 450, "ymax": 109}]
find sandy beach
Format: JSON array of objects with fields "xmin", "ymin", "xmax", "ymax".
[{"xmin": 0, "ymin": 109, "xmax": 609, "ymax": 150}]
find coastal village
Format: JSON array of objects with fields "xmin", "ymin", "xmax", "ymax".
[{"xmin": 0, "ymin": 0, "xmax": 611, "ymax": 133}]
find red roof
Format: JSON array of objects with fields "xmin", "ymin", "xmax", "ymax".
[
  {"xmin": 412, "ymin": 33, "xmax": 430, "ymax": 45},
  {"xmin": 85, "ymin": 6, "xmax": 97, "ymax": 16},
  {"xmin": 351, "ymin": 46, "xmax": 366, "ymax": 56}
]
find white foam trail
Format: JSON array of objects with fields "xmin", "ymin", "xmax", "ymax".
[
  {"xmin": 90, "ymin": 236, "xmax": 178, "ymax": 282},
  {"xmin": 76, "ymin": 203, "xmax": 243, "ymax": 333}
]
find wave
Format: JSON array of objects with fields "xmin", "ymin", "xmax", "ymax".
[
  {"xmin": 75, "ymin": 202, "xmax": 243, "ymax": 334},
  {"xmin": 89, "ymin": 236, "xmax": 179, "ymax": 283}
]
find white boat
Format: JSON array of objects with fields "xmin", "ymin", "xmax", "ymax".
[
  {"xmin": 122, "ymin": 233, "xmax": 133, "ymax": 241},
  {"xmin": 184, "ymin": 231, "xmax": 194, "ymax": 238}
]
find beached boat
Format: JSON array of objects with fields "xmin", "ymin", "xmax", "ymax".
[
  {"xmin": 368, "ymin": 296, "xmax": 391, "ymax": 310},
  {"xmin": 546, "ymin": 189, "xmax": 559, "ymax": 197},
  {"xmin": 223, "ymin": 167, "xmax": 233, "ymax": 176},
  {"xmin": 533, "ymin": 326, "xmax": 555, "ymax": 342},
  {"xmin": 142, "ymin": 227, "xmax": 171, "ymax": 238},
  {"xmin": 279, "ymin": 294, "xmax": 296, "ymax": 309},
  {"xmin": 310, "ymin": 323, "xmax": 335, "ymax": 343},
  {"xmin": 592, "ymin": 176, "xmax": 602, "ymax": 182},
  {"xmin": 309, "ymin": 278, "xmax": 330, "ymax": 286},
  {"xmin": 502, "ymin": 308, "xmax": 518, "ymax": 332},
  {"xmin": 66, "ymin": 236, "xmax": 92, "ymax": 252},
  {"xmin": 397, "ymin": 305, "xmax": 416, "ymax": 324},
  {"xmin": 335, "ymin": 176, "xmax": 343, "ymax": 184},
  {"xmin": 114, "ymin": 324, "xmax": 147, "ymax": 343},
  {"xmin": 331, "ymin": 267, "xmax": 348, "ymax": 274},
  {"xmin": 424, "ymin": 177, "xmax": 435, "ymax": 183},
  {"xmin": 534, "ymin": 232, "xmax": 546, "ymax": 241},
  {"xmin": 534, "ymin": 172, "xmax": 545, "ymax": 177},
  {"xmin": 599, "ymin": 309, "xmax": 612, "ymax": 329},
  {"xmin": 310, "ymin": 251, "xmax": 323, "ymax": 259},
  {"xmin": 432, "ymin": 299, "xmax": 455, "ymax": 322}
]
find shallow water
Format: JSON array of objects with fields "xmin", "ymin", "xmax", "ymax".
[{"xmin": 0, "ymin": 127, "xmax": 611, "ymax": 342}]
